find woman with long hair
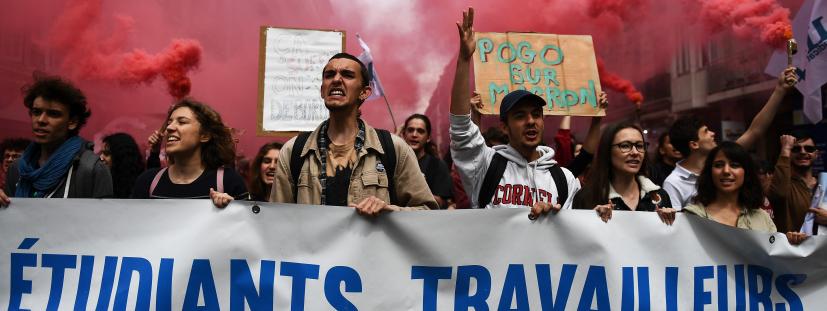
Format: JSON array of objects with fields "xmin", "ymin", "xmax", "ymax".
[
  {"xmin": 131, "ymin": 99, "xmax": 248, "ymax": 207},
  {"xmin": 249, "ymin": 142, "xmax": 283, "ymax": 201},
  {"xmin": 402, "ymin": 113, "xmax": 452, "ymax": 208},
  {"xmin": 573, "ymin": 121, "xmax": 676, "ymax": 224},
  {"xmin": 100, "ymin": 133, "xmax": 145, "ymax": 198},
  {"xmin": 685, "ymin": 142, "xmax": 807, "ymax": 244}
]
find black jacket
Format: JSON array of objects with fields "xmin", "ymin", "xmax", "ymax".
[
  {"xmin": 5, "ymin": 140, "xmax": 113, "ymax": 198},
  {"xmin": 609, "ymin": 176, "xmax": 672, "ymax": 211}
]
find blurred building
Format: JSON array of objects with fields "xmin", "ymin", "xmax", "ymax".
[{"xmin": 600, "ymin": 0, "xmax": 821, "ymax": 165}]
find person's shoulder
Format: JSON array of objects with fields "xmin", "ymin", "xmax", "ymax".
[
  {"xmin": 221, "ymin": 167, "xmax": 245, "ymax": 182},
  {"xmin": 662, "ymin": 170, "xmax": 684, "ymax": 188},
  {"xmin": 748, "ymin": 207, "xmax": 774, "ymax": 221},
  {"xmin": 130, "ymin": 168, "xmax": 162, "ymax": 198},
  {"xmin": 387, "ymin": 131, "xmax": 408, "ymax": 148},
  {"xmin": 135, "ymin": 168, "xmax": 163, "ymax": 184},
  {"xmin": 76, "ymin": 147, "xmax": 101, "ymax": 167},
  {"xmin": 279, "ymin": 134, "xmax": 302, "ymax": 158},
  {"xmin": 683, "ymin": 203, "xmax": 705, "ymax": 215},
  {"xmin": 219, "ymin": 167, "xmax": 249, "ymax": 196},
  {"xmin": 385, "ymin": 131, "xmax": 415, "ymax": 160},
  {"xmin": 663, "ymin": 168, "xmax": 681, "ymax": 181},
  {"xmin": 557, "ymin": 165, "xmax": 577, "ymax": 181}
]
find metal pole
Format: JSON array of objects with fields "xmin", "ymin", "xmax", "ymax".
[{"xmin": 381, "ymin": 93, "xmax": 398, "ymax": 131}]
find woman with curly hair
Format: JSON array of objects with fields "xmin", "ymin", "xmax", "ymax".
[
  {"xmin": 684, "ymin": 141, "xmax": 806, "ymax": 244},
  {"xmin": 249, "ymin": 142, "xmax": 283, "ymax": 201},
  {"xmin": 99, "ymin": 133, "xmax": 144, "ymax": 198},
  {"xmin": 131, "ymin": 99, "xmax": 248, "ymax": 207}
]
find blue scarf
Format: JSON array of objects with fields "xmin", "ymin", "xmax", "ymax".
[{"xmin": 15, "ymin": 136, "xmax": 84, "ymax": 198}]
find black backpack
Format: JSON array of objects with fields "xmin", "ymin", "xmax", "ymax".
[
  {"xmin": 289, "ymin": 129, "xmax": 398, "ymax": 204},
  {"xmin": 477, "ymin": 153, "xmax": 568, "ymax": 208}
]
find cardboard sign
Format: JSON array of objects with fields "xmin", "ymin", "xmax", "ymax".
[
  {"xmin": 473, "ymin": 33, "xmax": 604, "ymax": 116},
  {"xmin": 257, "ymin": 27, "xmax": 345, "ymax": 135}
]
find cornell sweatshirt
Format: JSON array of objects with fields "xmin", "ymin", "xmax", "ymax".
[{"xmin": 449, "ymin": 114, "xmax": 581, "ymax": 209}]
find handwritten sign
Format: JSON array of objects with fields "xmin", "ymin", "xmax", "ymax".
[
  {"xmin": 473, "ymin": 33, "xmax": 604, "ymax": 116},
  {"xmin": 258, "ymin": 27, "xmax": 344, "ymax": 134}
]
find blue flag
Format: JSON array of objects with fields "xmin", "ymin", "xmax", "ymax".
[{"xmin": 357, "ymin": 34, "xmax": 386, "ymax": 101}]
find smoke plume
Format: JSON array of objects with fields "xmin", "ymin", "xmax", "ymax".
[
  {"xmin": 46, "ymin": 0, "xmax": 201, "ymax": 99},
  {"xmin": 598, "ymin": 58, "xmax": 645, "ymax": 108},
  {"xmin": 695, "ymin": 0, "xmax": 793, "ymax": 49}
]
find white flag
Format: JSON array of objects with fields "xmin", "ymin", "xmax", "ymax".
[
  {"xmin": 356, "ymin": 34, "xmax": 386, "ymax": 101},
  {"xmin": 765, "ymin": 0, "xmax": 827, "ymax": 124}
]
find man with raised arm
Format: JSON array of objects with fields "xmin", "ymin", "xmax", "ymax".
[
  {"xmin": 449, "ymin": 8, "xmax": 585, "ymax": 217},
  {"xmin": 663, "ymin": 67, "xmax": 799, "ymax": 209}
]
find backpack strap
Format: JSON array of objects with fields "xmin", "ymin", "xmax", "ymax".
[
  {"xmin": 149, "ymin": 167, "xmax": 168, "ymax": 197},
  {"xmin": 216, "ymin": 167, "xmax": 225, "ymax": 193},
  {"xmin": 374, "ymin": 129, "xmax": 397, "ymax": 205},
  {"xmin": 549, "ymin": 165, "xmax": 568, "ymax": 206},
  {"xmin": 478, "ymin": 153, "xmax": 569, "ymax": 208},
  {"xmin": 290, "ymin": 132, "xmax": 312, "ymax": 200},
  {"xmin": 478, "ymin": 153, "xmax": 508, "ymax": 209}
]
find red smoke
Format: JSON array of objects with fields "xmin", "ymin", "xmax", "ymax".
[
  {"xmin": 587, "ymin": 0, "xmax": 649, "ymax": 22},
  {"xmin": 0, "ymin": 0, "xmax": 802, "ymax": 157},
  {"xmin": 119, "ymin": 40, "xmax": 202, "ymax": 99},
  {"xmin": 695, "ymin": 0, "xmax": 792, "ymax": 48},
  {"xmin": 46, "ymin": 0, "xmax": 201, "ymax": 99},
  {"xmin": 597, "ymin": 58, "xmax": 644, "ymax": 108}
]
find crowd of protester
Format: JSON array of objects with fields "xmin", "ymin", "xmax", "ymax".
[{"xmin": 0, "ymin": 8, "xmax": 821, "ymax": 247}]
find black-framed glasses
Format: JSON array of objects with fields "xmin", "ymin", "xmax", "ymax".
[
  {"xmin": 791, "ymin": 145, "xmax": 817, "ymax": 153},
  {"xmin": 613, "ymin": 141, "xmax": 649, "ymax": 153}
]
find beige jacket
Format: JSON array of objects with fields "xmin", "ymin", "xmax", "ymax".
[
  {"xmin": 270, "ymin": 122, "xmax": 437, "ymax": 210},
  {"xmin": 684, "ymin": 203, "xmax": 777, "ymax": 233}
]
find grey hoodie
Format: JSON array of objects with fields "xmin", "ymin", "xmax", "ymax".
[{"xmin": 449, "ymin": 114, "xmax": 580, "ymax": 209}]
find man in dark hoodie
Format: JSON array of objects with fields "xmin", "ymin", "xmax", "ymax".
[{"xmin": 0, "ymin": 75, "xmax": 112, "ymax": 205}]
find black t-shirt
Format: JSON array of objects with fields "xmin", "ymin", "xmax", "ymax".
[
  {"xmin": 131, "ymin": 167, "xmax": 248, "ymax": 199},
  {"xmin": 418, "ymin": 153, "xmax": 452, "ymax": 200},
  {"xmin": 324, "ymin": 166, "xmax": 353, "ymax": 207}
]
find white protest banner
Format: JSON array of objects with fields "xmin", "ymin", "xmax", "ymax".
[
  {"xmin": 258, "ymin": 27, "xmax": 344, "ymax": 134},
  {"xmin": 2, "ymin": 199, "xmax": 826, "ymax": 310}
]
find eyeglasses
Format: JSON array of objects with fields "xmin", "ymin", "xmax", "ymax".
[
  {"xmin": 613, "ymin": 141, "xmax": 649, "ymax": 153},
  {"xmin": 791, "ymin": 145, "xmax": 817, "ymax": 153}
]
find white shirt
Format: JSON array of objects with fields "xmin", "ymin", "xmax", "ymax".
[{"xmin": 662, "ymin": 161, "xmax": 698, "ymax": 210}]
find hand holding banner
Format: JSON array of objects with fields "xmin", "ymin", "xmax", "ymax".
[{"xmin": 1, "ymin": 199, "xmax": 825, "ymax": 309}]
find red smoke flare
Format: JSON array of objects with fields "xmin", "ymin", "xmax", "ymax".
[
  {"xmin": 696, "ymin": 0, "xmax": 792, "ymax": 49},
  {"xmin": 597, "ymin": 58, "xmax": 644, "ymax": 108},
  {"xmin": 46, "ymin": 0, "xmax": 201, "ymax": 99}
]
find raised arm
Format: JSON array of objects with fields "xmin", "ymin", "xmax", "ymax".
[
  {"xmin": 450, "ymin": 7, "xmax": 475, "ymax": 116},
  {"xmin": 470, "ymin": 91, "xmax": 483, "ymax": 125},
  {"xmin": 768, "ymin": 135, "xmax": 795, "ymax": 201},
  {"xmin": 581, "ymin": 92, "xmax": 608, "ymax": 154},
  {"xmin": 736, "ymin": 67, "xmax": 797, "ymax": 148}
]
